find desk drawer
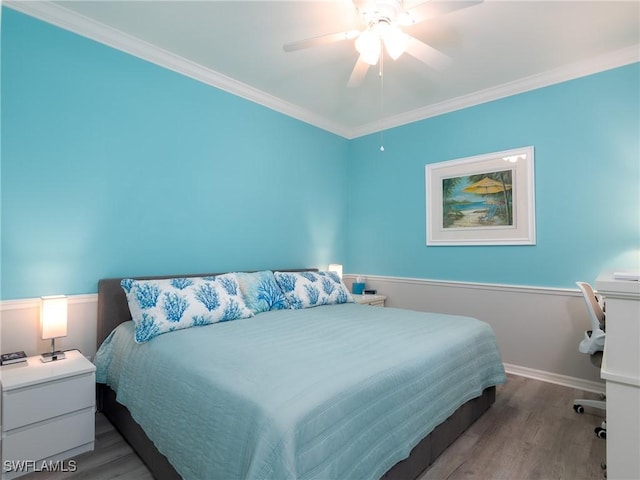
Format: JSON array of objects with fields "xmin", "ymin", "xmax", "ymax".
[
  {"xmin": 3, "ymin": 373, "xmax": 94, "ymax": 430},
  {"xmin": 2, "ymin": 407, "xmax": 94, "ymax": 462}
]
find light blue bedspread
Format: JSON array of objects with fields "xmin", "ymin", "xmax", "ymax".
[{"xmin": 95, "ymin": 304, "xmax": 505, "ymax": 479}]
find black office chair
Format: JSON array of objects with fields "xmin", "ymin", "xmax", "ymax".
[{"xmin": 573, "ymin": 281, "xmax": 606, "ymax": 439}]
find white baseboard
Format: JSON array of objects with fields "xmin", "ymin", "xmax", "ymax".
[
  {"xmin": 504, "ymin": 363, "xmax": 604, "ymax": 393},
  {"xmin": 344, "ymin": 274, "xmax": 604, "ymax": 388}
]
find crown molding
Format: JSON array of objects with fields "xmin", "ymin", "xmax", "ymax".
[
  {"xmin": 349, "ymin": 44, "xmax": 640, "ymax": 138},
  {"xmin": 4, "ymin": 1, "xmax": 352, "ymax": 138},
  {"xmin": 6, "ymin": 1, "xmax": 639, "ymax": 140}
]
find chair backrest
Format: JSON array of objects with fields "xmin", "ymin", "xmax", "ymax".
[
  {"xmin": 576, "ymin": 281, "xmax": 605, "ymax": 331},
  {"xmin": 576, "ymin": 281, "xmax": 606, "ymax": 355}
]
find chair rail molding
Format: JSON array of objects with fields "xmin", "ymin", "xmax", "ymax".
[
  {"xmin": 344, "ymin": 273, "xmax": 603, "ymax": 391},
  {"xmin": 2, "ymin": 277, "xmax": 603, "ymax": 391},
  {"xmin": 1, "ymin": 294, "xmax": 99, "ymax": 361}
]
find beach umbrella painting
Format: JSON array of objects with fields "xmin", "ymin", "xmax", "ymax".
[
  {"xmin": 463, "ymin": 177, "xmax": 512, "ymax": 195},
  {"xmin": 462, "ymin": 175, "xmax": 513, "ymax": 226}
]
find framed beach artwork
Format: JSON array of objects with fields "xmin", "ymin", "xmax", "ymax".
[{"xmin": 425, "ymin": 146, "xmax": 535, "ymax": 246}]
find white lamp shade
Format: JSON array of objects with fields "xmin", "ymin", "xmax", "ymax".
[
  {"xmin": 328, "ymin": 264, "xmax": 343, "ymax": 279},
  {"xmin": 383, "ymin": 27, "xmax": 410, "ymax": 60},
  {"xmin": 40, "ymin": 295, "xmax": 68, "ymax": 340},
  {"xmin": 355, "ymin": 29, "xmax": 381, "ymax": 65}
]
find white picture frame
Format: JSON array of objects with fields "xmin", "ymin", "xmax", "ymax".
[{"xmin": 425, "ymin": 146, "xmax": 536, "ymax": 246}]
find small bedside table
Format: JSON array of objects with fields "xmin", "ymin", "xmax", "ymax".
[
  {"xmin": 353, "ymin": 293, "xmax": 387, "ymax": 307},
  {"xmin": 1, "ymin": 349, "xmax": 96, "ymax": 479}
]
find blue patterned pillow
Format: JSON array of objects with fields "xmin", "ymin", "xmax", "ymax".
[
  {"xmin": 121, "ymin": 274, "xmax": 254, "ymax": 343},
  {"xmin": 236, "ymin": 271, "xmax": 289, "ymax": 314},
  {"xmin": 273, "ymin": 271, "xmax": 354, "ymax": 309}
]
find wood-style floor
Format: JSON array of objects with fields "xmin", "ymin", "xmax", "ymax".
[
  {"xmin": 419, "ymin": 375, "xmax": 607, "ymax": 480},
  {"xmin": 22, "ymin": 374, "xmax": 606, "ymax": 480}
]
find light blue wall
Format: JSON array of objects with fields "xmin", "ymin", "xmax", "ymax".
[
  {"xmin": 347, "ymin": 63, "xmax": 640, "ymax": 288},
  {"xmin": 2, "ymin": 9, "xmax": 638, "ymax": 299},
  {"xmin": 1, "ymin": 9, "xmax": 349, "ymax": 299}
]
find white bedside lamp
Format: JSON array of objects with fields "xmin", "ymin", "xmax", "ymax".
[
  {"xmin": 328, "ymin": 264, "xmax": 343, "ymax": 279},
  {"xmin": 40, "ymin": 295, "xmax": 68, "ymax": 362}
]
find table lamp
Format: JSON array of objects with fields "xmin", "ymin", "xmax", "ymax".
[
  {"xmin": 40, "ymin": 295, "xmax": 68, "ymax": 362},
  {"xmin": 328, "ymin": 264, "xmax": 343, "ymax": 279}
]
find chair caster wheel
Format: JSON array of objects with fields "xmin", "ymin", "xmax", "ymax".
[
  {"xmin": 573, "ymin": 404, "xmax": 584, "ymax": 414},
  {"xmin": 595, "ymin": 427, "xmax": 606, "ymax": 439}
]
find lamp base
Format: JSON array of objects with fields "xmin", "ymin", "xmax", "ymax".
[{"xmin": 40, "ymin": 351, "xmax": 66, "ymax": 363}]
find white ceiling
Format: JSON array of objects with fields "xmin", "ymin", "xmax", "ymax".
[{"xmin": 7, "ymin": 1, "xmax": 640, "ymax": 138}]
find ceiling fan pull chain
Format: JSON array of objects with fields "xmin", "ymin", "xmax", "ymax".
[{"xmin": 379, "ymin": 45, "xmax": 385, "ymax": 152}]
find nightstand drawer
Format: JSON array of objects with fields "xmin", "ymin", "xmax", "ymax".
[
  {"xmin": 367, "ymin": 300, "xmax": 385, "ymax": 307},
  {"xmin": 2, "ymin": 407, "xmax": 95, "ymax": 462},
  {"xmin": 3, "ymin": 372, "xmax": 94, "ymax": 430},
  {"xmin": 353, "ymin": 294, "xmax": 387, "ymax": 307}
]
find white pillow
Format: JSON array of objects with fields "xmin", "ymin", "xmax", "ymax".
[
  {"xmin": 121, "ymin": 274, "xmax": 254, "ymax": 342},
  {"xmin": 273, "ymin": 271, "xmax": 354, "ymax": 309}
]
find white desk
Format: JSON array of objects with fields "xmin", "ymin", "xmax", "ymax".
[{"xmin": 596, "ymin": 271, "xmax": 640, "ymax": 480}]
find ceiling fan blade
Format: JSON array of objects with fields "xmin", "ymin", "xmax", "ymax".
[
  {"xmin": 283, "ymin": 30, "xmax": 360, "ymax": 52},
  {"xmin": 403, "ymin": 0, "xmax": 482, "ymax": 25},
  {"xmin": 404, "ymin": 36, "xmax": 452, "ymax": 71},
  {"xmin": 347, "ymin": 56, "xmax": 371, "ymax": 87}
]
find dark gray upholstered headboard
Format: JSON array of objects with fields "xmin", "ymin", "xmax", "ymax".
[{"xmin": 96, "ymin": 269, "xmax": 317, "ymax": 349}]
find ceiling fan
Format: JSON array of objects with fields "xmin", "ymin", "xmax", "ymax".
[{"xmin": 283, "ymin": 0, "xmax": 482, "ymax": 87}]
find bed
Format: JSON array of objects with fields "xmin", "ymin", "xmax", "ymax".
[{"xmin": 95, "ymin": 270, "xmax": 505, "ymax": 480}]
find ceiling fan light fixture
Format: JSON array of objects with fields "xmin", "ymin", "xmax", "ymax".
[
  {"xmin": 396, "ymin": 11, "xmax": 415, "ymax": 26},
  {"xmin": 344, "ymin": 29, "xmax": 362, "ymax": 41},
  {"xmin": 383, "ymin": 26, "xmax": 410, "ymax": 60},
  {"xmin": 355, "ymin": 29, "xmax": 381, "ymax": 65}
]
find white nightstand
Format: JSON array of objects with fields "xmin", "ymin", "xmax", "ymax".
[
  {"xmin": 1, "ymin": 349, "xmax": 96, "ymax": 479},
  {"xmin": 353, "ymin": 294, "xmax": 387, "ymax": 307}
]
